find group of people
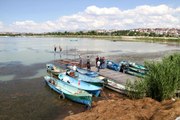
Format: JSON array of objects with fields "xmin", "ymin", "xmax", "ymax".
[
  {"xmin": 54, "ymin": 45, "xmax": 62, "ymax": 52},
  {"xmin": 96, "ymin": 56, "xmax": 106, "ymax": 72},
  {"xmin": 78, "ymin": 55, "xmax": 106, "ymax": 72}
]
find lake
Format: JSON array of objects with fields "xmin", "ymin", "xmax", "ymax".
[{"xmin": 0, "ymin": 37, "xmax": 179, "ymax": 120}]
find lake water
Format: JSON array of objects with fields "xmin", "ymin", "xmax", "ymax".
[
  {"xmin": 0, "ymin": 37, "xmax": 180, "ymax": 65},
  {"xmin": 0, "ymin": 37, "xmax": 179, "ymax": 120}
]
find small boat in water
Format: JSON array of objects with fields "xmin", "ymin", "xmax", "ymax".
[
  {"xmin": 66, "ymin": 70, "xmax": 104, "ymax": 86},
  {"xmin": 46, "ymin": 64, "xmax": 62, "ymax": 76},
  {"xmin": 58, "ymin": 73, "xmax": 102, "ymax": 97},
  {"xmin": 44, "ymin": 75, "xmax": 92, "ymax": 106},
  {"xmin": 76, "ymin": 67, "xmax": 99, "ymax": 77}
]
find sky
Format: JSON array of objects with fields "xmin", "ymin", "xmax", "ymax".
[{"xmin": 0, "ymin": 0, "xmax": 180, "ymax": 33}]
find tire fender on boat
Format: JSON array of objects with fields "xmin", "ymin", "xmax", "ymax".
[{"xmin": 59, "ymin": 92, "xmax": 65, "ymax": 99}]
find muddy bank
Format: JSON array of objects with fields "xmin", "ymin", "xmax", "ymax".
[
  {"xmin": 76, "ymin": 50, "xmax": 180, "ymax": 66},
  {"xmin": 64, "ymin": 97, "xmax": 180, "ymax": 120}
]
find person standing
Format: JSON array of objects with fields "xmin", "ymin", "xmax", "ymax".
[
  {"xmin": 59, "ymin": 45, "xmax": 62, "ymax": 52},
  {"xmin": 58, "ymin": 45, "xmax": 62, "ymax": 58},
  {"xmin": 97, "ymin": 60, "xmax": 100, "ymax": 72},
  {"xmin": 87, "ymin": 56, "xmax": 91, "ymax": 70},
  {"xmin": 79, "ymin": 55, "xmax": 83, "ymax": 68},
  {"xmin": 54, "ymin": 45, "xmax": 57, "ymax": 52},
  {"xmin": 96, "ymin": 56, "xmax": 99, "ymax": 67},
  {"xmin": 102, "ymin": 57, "xmax": 105, "ymax": 69},
  {"xmin": 100, "ymin": 57, "xmax": 103, "ymax": 69}
]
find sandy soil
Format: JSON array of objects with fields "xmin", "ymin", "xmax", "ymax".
[{"xmin": 64, "ymin": 97, "xmax": 180, "ymax": 120}]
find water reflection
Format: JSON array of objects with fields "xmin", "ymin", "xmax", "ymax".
[{"xmin": 0, "ymin": 61, "xmax": 46, "ymax": 81}]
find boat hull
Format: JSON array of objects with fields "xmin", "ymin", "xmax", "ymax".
[
  {"xmin": 106, "ymin": 60, "xmax": 120, "ymax": 71},
  {"xmin": 58, "ymin": 74, "xmax": 102, "ymax": 97},
  {"xmin": 67, "ymin": 70, "xmax": 104, "ymax": 86},
  {"xmin": 76, "ymin": 68, "xmax": 99, "ymax": 77},
  {"xmin": 44, "ymin": 76, "xmax": 92, "ymax": 106}
]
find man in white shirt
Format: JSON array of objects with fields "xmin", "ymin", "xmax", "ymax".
[
  {"xmin": 97, "ymin": 60, "xmax": 100, "ymax": 72},
  {"xmin": 73, "ymin": 65, "xmax": 77, "ymax": 71}
]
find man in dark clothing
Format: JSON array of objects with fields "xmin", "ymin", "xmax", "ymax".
[
  {"xmin": 54, "ymin": 46, "xmax": 57, "ymax": 52},
  {"xmin": 87, "ymin": 56, "xmax": 91, "ymax": 70}
]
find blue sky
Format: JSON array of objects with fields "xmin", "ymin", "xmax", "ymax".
[{"xmin": 0, "ymin": 0, "xmax": 179, "ymax": 32}]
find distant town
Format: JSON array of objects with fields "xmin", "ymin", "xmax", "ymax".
[{"xmin": 0, "ymin": 28, "xmax": 180, "ymax": 37}]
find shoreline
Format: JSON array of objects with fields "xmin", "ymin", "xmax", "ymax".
[{"xmin": 1, "ymin": 35, "xmax": 180, "ymax": 43}]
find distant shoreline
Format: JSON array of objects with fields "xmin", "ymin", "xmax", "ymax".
[{"xmin": 1, "ymin": 35, "xmax": 180, "ymax": 43}]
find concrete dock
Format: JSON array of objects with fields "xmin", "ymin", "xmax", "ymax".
[{"xmin": 91, "ymin": 67, "xmax": 137, "ymax": 85}]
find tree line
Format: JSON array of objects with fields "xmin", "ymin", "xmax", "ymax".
[{"xmin": 0, "ymin": 30, "xmax": 178, "ymax": 37}]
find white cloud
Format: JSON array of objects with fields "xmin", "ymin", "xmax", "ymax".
[
  {"xmin": 85, "ymin": 5, "xmax": 121, "ymax": 15},
  {"xmin": 0, "ymin": 4, "xmax": 180, "ymax": 33}
]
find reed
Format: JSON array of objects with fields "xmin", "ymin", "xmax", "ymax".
[
  {"xmin": 126, "ymin": 53, "xmax": 180, "ymax": 101},
  {"xmin": 126, "ymin": 79, "xmax": 146, "ymax": 99}
]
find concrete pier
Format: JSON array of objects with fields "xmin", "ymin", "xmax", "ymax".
[{"xmin": 91, "ymin": 67, "xmax": 137, "ymax": 85}]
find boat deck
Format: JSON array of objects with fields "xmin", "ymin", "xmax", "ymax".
[{"xmin": 91, "ymin": 67, "xmax": 138, "ymax": 85}]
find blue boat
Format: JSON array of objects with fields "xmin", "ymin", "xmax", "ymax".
[
  {"xmin": 58, "ymin": 73, "xmax": 102, "ymax": 97},
  {"xmin": 44, "ymin": 75, "xmax": 92, "ymax": 107},
  {"xmin": 66, "ymin": 70, "xmax": 104, "ymax": 86},
  {"xmin": 106, "ymin": 60, "xmax": 120, "ymax": 71},
  {"xmin": 46, "ymin": 64, "xmax": 62, "ymax": 76},
  {"xmin": 76, "ymin": 68, "xmax": 99, "ymax": 77}
]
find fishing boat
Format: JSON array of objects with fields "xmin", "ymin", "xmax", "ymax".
[
  {"xmin": 76, "ymin": 67, "xmax": 99, "ymax": 77},
  {"xmin": 106, "ymin": 60, "xmax": 120, "ymax": 71},
  {"xmin": 128, "ymin": 62, "xmax": 147, "ymax": 70},
  {"xmin": 128, "ymin": 66, "xmax": 146, "ymax": 74},
  {"xmin": 66, "ymin": 70, "xmax": 104, "ymax": 86},
  {"xmin": 44, "ymin": 75, "xmax": 92, "ymax": 106},
  {"xmin": 97, "ymin": 76, "xmax": 126, "ymax": 94},
  {"xmin": 46, "ymin": 64, "xmax": 61, "ymax": 76},
  {"xmin": 58, "ymin": 73, "xmax": 102, "ymax": 97},
  {"xmin": 119, "ymin": 61, "xmax": 147, "ymax": 77}
]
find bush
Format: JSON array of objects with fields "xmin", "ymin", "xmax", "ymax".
[{"xmin": 126, "ymin": 53, "xmax": 180, "ymax": 101}]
